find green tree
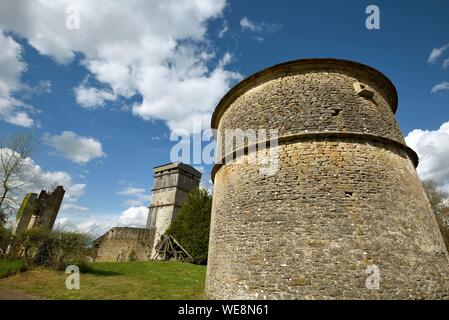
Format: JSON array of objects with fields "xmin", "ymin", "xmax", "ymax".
[
  {"xmin": 422, "ymin": 180, "xmax": 449, "ymax": 250},
  {"xmin": 166, "ymin": 188, "xmax": 212, "ymax": 264}
]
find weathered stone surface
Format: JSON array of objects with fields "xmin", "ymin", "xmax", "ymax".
[
  {"xmin": 12, "ymin": 186, "xmax": 65, "ymax": 235},
  {"xmin": 147, "ymin": 162, "xmax": 201, "ymax": 257},
  {"xmin": 95, "ymin": 227, "xmax": 155, "ymax": 262},
  {"xmin": 205, "ymin": 58, "xmax": 449, "ymax": 300}
]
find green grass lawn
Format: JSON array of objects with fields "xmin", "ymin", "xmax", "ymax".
[{"xmin": 0, "ymin": 260, "xmax": 206, "ymax": 300}]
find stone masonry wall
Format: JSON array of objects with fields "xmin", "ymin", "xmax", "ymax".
[
  {"xmin": 95, "ymin": 227, "xmax": 155, "ymax": 262},
  {"xmin": 215, "ymin": 69, "xmax": 404, "ymax": 159},
  {"xmin": 205, "ymin": 59, "xmax": 449, "ymax": 299},
  {"xmin": 207, "ymin": 140, "xmax": 449, "ymax": 299},
  {"xmin": 147, "ymin": 163, "xmax": 201, "ymax": 257}
]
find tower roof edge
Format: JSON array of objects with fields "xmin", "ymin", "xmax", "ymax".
[{"xmin": 211, "ymin": 58, "xmax": 398, "ymax": 130}]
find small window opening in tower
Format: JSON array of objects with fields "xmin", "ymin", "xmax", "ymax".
[
  {"xmin": 332, "ymin": 109, "xmax": 342, "ymax": 116},
  {"xmin": 353, "ymin": 81, "xmax": 375, "ymax": 99},
  {"xmin": 345, "ymin": 191, "xmax": 354, "ymax": 197}
]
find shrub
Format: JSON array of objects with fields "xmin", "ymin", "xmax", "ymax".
[
  {"xmin": 166, "ymin": 188, "xmax": 212, "ymax": 264},
  {"xmin": 13, "ymin": 228, "xmax": 50, "ymax": 262},
  {"xmin": 0, "ymin": 259, "xmax": 25, "ymax": 278},
  {"xmin": 128, "ymin": 248, "xmax": 137, "ymax": 261},
  {"xmin": 33, "ymin": 230, "xmax": 93, "ymax": 270}
]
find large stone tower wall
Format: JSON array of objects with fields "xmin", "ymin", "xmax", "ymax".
[
  {"xmin": 146, "ymin": 163, "xmax": 201, "ymax": 257},
  {"xmin": 205, "ymin": 59, "xmax": 449, "ymax": 299}
]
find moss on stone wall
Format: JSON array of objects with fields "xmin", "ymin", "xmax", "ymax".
[{"xmin": 16, "ymin": 193, "xmax": 32, "ymax": 220}]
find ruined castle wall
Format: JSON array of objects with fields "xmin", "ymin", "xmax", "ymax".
[
  {"xmin": 205, "ymin": 59, "xmax": 449, "ymax": 299},
  {"xmin": 12, "ymin": 193, "xmax": 37, "ymax": 236},
  {"xmin": 13, "ymin": 186, "xmax": 65, "ymax": 236},
  {"xmin": 39, "ymin": 186, "xmax": 65, "ymax": 231},
  {"xmin": 95, "ymin": 227, "xmax": 155, "ymax": 262}
]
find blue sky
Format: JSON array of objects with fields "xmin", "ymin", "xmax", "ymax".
[{"xmin": 0, "ymin": 0, "xmax": 448, "ymax": 235}]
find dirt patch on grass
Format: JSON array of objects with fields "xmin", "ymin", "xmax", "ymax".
[{"xmin": 0, "ymin": 288, "xmax": 40, "ymax": 300}]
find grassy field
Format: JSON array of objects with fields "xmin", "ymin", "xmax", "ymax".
[{"xmin": 0, "ymin": 261, "xmax": 206, "ymax": 300}]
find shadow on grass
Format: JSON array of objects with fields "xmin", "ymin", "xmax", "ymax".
[
  {"xmin": 73, "ymin": 263, "xmax": 123, "ymax": 277},
  {"xmin": 82, "ymin": 269, "xmax": 122, "ymax": 276}
]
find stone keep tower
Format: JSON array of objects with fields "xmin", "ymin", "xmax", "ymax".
[
  {"xmin": 205, "ymin": 58, "xmax": 449, "ymax": 299},
  {"xmin": 146, "ymin": 163, "xmax": 201, "ymax": 257}
]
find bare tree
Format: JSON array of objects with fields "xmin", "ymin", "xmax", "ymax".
[
  {"xmin": 422, "ymin": 180, "xmax": 449, "ymax": 250},
  {"xmin": 0, "ymin": 133, "xmax": 36, "ymax": 225}
]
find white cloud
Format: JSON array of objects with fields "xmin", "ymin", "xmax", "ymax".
[
  {"xmin": 118, "ymin": 186, "xmax": 149, "ymax": 207},
  {"xmin": 21, "ymin": 80, "xmax": 52, "ymax": 99},
  {"xmin": 37, "ymin": 170, "xmax": 86, "ymax": 202},
  {"xmin": 55, "ymin": 206, "xmax": 148, "ymax": 237},
  {"xmin": 239, "ymin": 17, "xmax": 281, "ymax": 43},
  {"xmin": 2, "ymin": 150, "xmax": 87, "ymax": 202},
  {"xmin": 218, "ymin": 21, "xmax": 229, "ymax": 38},
  {"xmin": 3, "ymin": 111, "xmax": 34, "ymax": 127},
  {"xmin": 431, "ymin": 81, "xmax": 449, "ymax": 93},
  {"xmin": 200, "ymin": 178, "xmax": 213, "ymax": 195},
  {"xmin": 444, "ymin": 58, "xmax": 449, "ymax": 69},
  {"xmin": 405, "ymin": 121, "xmax": 449, "ymax": 191},
  {"xmin": 61, "ymin": 202, "xmax": 89, "ymax": 213},
  {"xmin": 74, "ymin": 84, "xmax": 115, "ymax": 108},
  {"xmin": 116, "ymin": 206, "xmax": 148, "ymax": 227},
  {"xmin": 0, "ymin": 148, "xmax": 87, "ymax": 220},
  {"xmin": 428, "ymin": 43, "xmax": 449, "ymax": 64},
  {"xmin": 240, "ymin": 17, "xmax": 262, "ymax": 32},
  {"xmin": 43, "ymin": 131, "xmax": 106, "ymax": 164},
  {"xmin": 0, "ymin": 0, "xmax": 242, "ymax": 133},
  {"xmin": 56, "ymin": 217, "xmax": 111, "ymax": 237},
  {"xmin": 55, "ymin": 217, "xmax": 77, "ymax": 231},
  {"xmin": 118, "ymin": 187, "xmax": 146, "ymax": 196},
  {"xmin": 0, "ymin": 30, "xmax": 35, "ymax": 127}
]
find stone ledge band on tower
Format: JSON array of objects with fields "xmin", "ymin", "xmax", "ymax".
[{"xmin": 211, "ymin": 131, "xmax": 419, "ymax": 182}]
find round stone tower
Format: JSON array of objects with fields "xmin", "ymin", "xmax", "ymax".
[{"xmin": 205, "ymin": 58, "xmax": 449, "ymax": 299}]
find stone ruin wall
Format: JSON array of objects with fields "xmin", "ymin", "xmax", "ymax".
[
  {"xmin": 13, "ymin": 186, "xmax": 65, "ymax": 236},
  {"xmin": 205, "ymin": 59, "xmax": 449, "ymax": 299},
  {"xmin": 95, "ymin": 227, "xmax": 155, "ymax": 262}
]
